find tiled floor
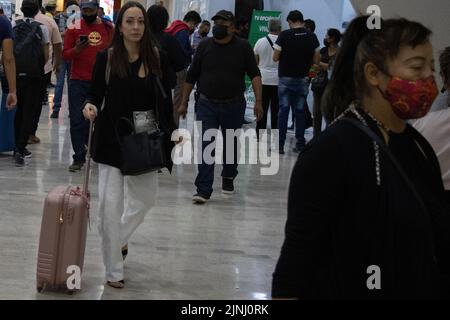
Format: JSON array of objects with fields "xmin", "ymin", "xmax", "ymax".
[{"xmin": 0, "ymin": 87, "xmax": 312, "ymax": 300}]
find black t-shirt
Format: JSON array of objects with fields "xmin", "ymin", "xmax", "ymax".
[
  {"xmin": 274, "ymin": 28, "xmax": 319, "ymax": 78},
  {"xmin": 186, "ymin": 36, "xmax": 261, "ymax": 100}
]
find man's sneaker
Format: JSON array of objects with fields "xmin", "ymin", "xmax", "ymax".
[
  {"xmin": 13, "ymin": 152, "xmax": 25, "ymax": 167},
  {"xmin": 69, "ymin": 162, "xmax": 84, "ymax": 172},
  {"xmin": 28, "ymin": 135, "xmax": 40, "ymax": 144},
  {"xmin": 14, "ymin": 148, "xmax": 32, "ymax": 159},
  {"xmin": 222, "ymin": 177, "xmax": 235, "ymax": 195},
  {"xmin": 192, "ymin": 194, "xmax": 210, "ymax": 204},
  {"xmin": 23, "ymin": 148, "xmax": 32, "ymax": 159},
  {"xmin": 50, "ymin": 111, "xmax": 59, "ymax": 119},
  {"xmin": 279, "ymin": 147, "xmax": 285, "ymax": 155}
]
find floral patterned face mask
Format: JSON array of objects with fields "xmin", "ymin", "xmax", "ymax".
[{"xmin": 380, "ymin": 76, "xmax": 439, "ymax": 120}]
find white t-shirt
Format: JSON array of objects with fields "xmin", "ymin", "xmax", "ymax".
[
  {"xmin": 35, "ymin": 12, "xmax": 62, "ymax": 74},
  {"xmin": 254, "ymin": 34, "xmax": 279, "ymax": 86}
]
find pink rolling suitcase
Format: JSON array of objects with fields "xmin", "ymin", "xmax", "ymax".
[{"xmin": 36, "ymin": 121, "xmax": 93, "ymax": 294}]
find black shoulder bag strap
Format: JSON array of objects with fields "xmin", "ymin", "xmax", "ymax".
[
  {"xmin": 266, "ymin": 35, "xmax": 274, "ymax": 50},
  {"xmin": 342, "ymin": 118, "xmax": 429, "ymax": 215}
]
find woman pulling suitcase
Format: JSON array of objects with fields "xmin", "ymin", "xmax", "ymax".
[{"xmin": 83, "ymin": 1, "xmax": 177, "ymax": 289}]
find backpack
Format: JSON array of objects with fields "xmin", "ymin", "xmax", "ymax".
[{"xmin": 13, "ymin": 19, "xmax": 45, "ymax": 77}]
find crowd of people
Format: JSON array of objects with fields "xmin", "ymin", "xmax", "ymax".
[{"xmin": 1, "ymin": 0, "xmax": 450, "ymax": 298}]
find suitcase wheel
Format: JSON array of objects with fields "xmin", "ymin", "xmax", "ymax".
[
  {"xmin": 37, "ymin": 282, "xmax": 47, "ymax": 293},
  {"xmin": 66, "ymin": 289, "xmax": 75, "ymax": 295}
]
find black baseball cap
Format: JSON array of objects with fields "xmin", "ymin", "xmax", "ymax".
[
  {"xmin": 80, "ymin": 0, "xmax": 99, "ymax": 9},
  {"xmin": 212, "ymin": 10, "xmax": 236, "ymax": 24}
]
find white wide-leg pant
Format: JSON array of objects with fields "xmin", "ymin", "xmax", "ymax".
[{"xmin": 97, "ymin": 164, "xmax": 158, "ymax": 282}]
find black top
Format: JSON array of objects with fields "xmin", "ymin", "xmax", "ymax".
[
  {"xmin": 319, "ymin": 47, "xmax": 332, "ymax": 64},
  {"xmin": 129, "ymin": 58, "xmax": 154, "ymax": 112},
  {"xmin": 318, "ymin": 46, "xmax": 337, "ymax": 80},
  {"xmin": 86, "ymin": 50, "xmax": 176, "ymax": 171},
  {"xmin": 155, "ymin": 32, "xmax": 186, "ymax": 73},
  {"xmin": 186, "ymin": 37, "xmax": 261, "ymax": 100},
  {"xmin": 272, "ymin": 111, "xmax": 450, "ymax": 299},
  {"xmin": 274, "ymin": 28, "xmax": 319, "ymax": 78}
]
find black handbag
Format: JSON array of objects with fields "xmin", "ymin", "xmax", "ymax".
[
  {"xmin": 311, "ymin": 71, "xmax": 328, "ymax": 94},
  {"xmin": 103, "ymin": 48, "xmax": 170, "ymax": 176},
  {"xmin": 116, "ymin": 117, "xmax": 167, "ymax": 176}
]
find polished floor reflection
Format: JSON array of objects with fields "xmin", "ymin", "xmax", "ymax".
[{"xmin": 0, "ymin": 88, "xmax": 311, "ymax": 300}]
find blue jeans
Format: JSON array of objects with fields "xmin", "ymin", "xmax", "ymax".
[
  {"xmin": 53, "ymin": 60, "xmax": 71, "ymax": 112},
  {"xmin": 68, "ymin": 79, "xmax": 90, "ymax": 163},
  {"xmin": 195, "ymin": 97, "xmax": 246, "ymax": 197},
  {"xmin": 278, "ymin": 77, "xmax": 309, "ymax": 149}
]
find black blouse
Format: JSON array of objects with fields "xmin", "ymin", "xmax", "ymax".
[
  {"xmin": 86, "ymin": 50, "xmax": 176, "ymax": 171},
  {"xmin": 272, "ymin": 111, "xmax": 450, "ymax": 299},
  {"xmin": 128, "ymin": 57, "xmax": 154, "ymax": 112}
]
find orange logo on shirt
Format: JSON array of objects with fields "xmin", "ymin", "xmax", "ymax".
[{"xmin": 88, "ymin": 32, "xmax": 102, "ymax": 46}]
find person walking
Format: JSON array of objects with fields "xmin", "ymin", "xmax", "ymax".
[
  {"xmin": 63, "ymin": 0, "xmax": 113, "ymax": 172},
  {"xmin": 83, "ymin": 1, "xmax": 176, "ymax": 288},
  {"xmin": 12, "ymin": 0, "xmax": 49, "ymax": 166},
  {"xmin": 165, "ymin": 10, "xmax": 201, "ymax": 128},
  {"xmin": 0, "ymin": 13, "xmax": 17, "ymax": 109},
  {"xmin": 273, "ymin": 17, "xmax": 450, "ymax": 299},
  {"xmin": 51, "ymin": 0, "xmax": 79, "ymax": 119},
  {"xmin": 177, "ymin": 10, "xmax": 263, "ymax": 204},
  {"xmin": 311, "ymin": 28, "xmax": 341, "ymax": 137},
  {"xmin": 254, "ymin": 18, "xmax": 281, "ymax": 139},
  {"xmin": 273, "ymin": 10, "xmax": 320, "ymax": 154}
]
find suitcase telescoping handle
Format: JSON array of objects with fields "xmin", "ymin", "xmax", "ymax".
[{"xmin": 83, "ymin": 120, "xmax": 94, "ymax": 196}]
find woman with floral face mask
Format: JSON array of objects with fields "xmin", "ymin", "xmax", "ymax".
[{"xmin": 272, "ymin": 17, "xmax": 450, "ymax": 299}]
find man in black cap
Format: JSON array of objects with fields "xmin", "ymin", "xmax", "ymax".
[{"xmin": 177, "ymin": 10, "xmax": 263, "ymax": 204}]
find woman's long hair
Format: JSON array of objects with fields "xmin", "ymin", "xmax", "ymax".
[
  {"xmin": 109, "ymin": 1, "xmax": 162, "ymax": 79},
  {"xmin": 321, "ymin": 17, "xmax": 432, "ymax": 123}
]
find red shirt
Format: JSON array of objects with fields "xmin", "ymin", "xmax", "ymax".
[{"xmin": 63, "ymin": 19, "xmax": 113, "ymax": 81}]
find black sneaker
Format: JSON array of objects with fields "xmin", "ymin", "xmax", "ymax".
[
  {"xmin": 222, "ymin": 177, "xmax": 235, "ymax": 195},
  {"xmin": 50, "ymin": 111, "xmax": 59, "ymax": 119},
  {"xmin": 192, "ymin": 194, "xmax": 210, "ymax": 204},
  {"xmin": 23, "ymin": 148, "xmax": 32, "ymax": 159},
  {"xmin": 279, "ymin": 147, "xmax": 285, "ymax": 155},
  {"xmin": 13, "ymin": 149, "xmax": 32, "ymax": 159},
  {"xmin": 69, "ymin": 162, "xmax": 84, "ymax": 172},
  {"xmin": 13, "ymin": 152, "xmax": 25, "ymax": 167}
]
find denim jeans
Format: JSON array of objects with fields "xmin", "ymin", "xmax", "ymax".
[
  {"xmin": 68, "ymin": 79, "xmax": 90, "ymax": 163},
  {"xmin": 195, "ymin": 96, "xmax": 246, "ymax": 197},
  {"xmin": 53, "ymin": 60, "xmax": 71, "ymax": 112},
  {"xmin": 278, "ymin": 77, "xmax": 310, "ymax": 149}
]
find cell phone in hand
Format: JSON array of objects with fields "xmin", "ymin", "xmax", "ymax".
[{"xmin": 79, "ymin": 35, "xmax": 88, "ymax": 43}]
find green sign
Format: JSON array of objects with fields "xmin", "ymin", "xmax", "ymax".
[
  {"xmin": 248, "ymin": 10, "xmax": 282, "ymax": 47},
  {"xmin": 244, "ymin": 10, "xmax": 282, "ymax": 119}
]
